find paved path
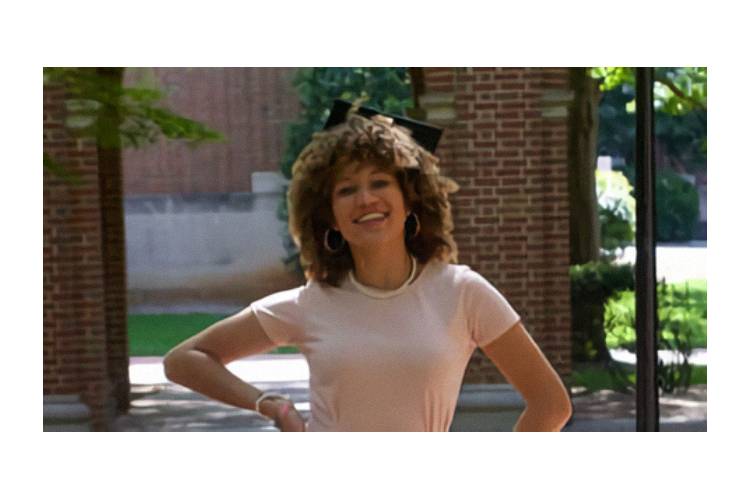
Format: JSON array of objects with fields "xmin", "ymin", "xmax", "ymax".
[
  {"xmin": 116, "ymin": 355, "xmax": 706, "ymax": 431},
  {"xmin": 567, "ymin": 385, "xmax": 707, "ymax": 431},
  {"xmin": 114, "ymin": 381, "xmax": 310, "ymax": 432},
  {"xmin": 610, "ymin": 348, "xmax": 707, "ymax": 366},
  {"xmin": 128, "ymin": 354, "xmax": 310, "ymax": 385},
  {"xmin": 616, "ymin": 241, "xmax": 707, "ymax": 283},
  {"xmin": 117, "ymin": 355, "xmax": 310, "ymax": 431}
]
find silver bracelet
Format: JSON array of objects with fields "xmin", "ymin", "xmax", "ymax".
[{"xmin": 254, "ymin": 392, "xmax": 290, "ymax": 412}]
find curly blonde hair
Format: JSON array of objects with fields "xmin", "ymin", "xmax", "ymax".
[{"xmin": 287, "ymin": 110, "xmax": 460, "ymax": 286}]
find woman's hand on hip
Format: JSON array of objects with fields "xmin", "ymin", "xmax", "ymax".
[{"xmin": 259, "ymin": 399, "xmax": 306, "ymax": 432}]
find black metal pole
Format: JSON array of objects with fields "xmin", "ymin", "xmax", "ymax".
[{"xmin": 635, "ymin": 67, "xmax": 660, "ymax": 431}]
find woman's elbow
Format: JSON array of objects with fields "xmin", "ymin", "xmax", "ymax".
[
  {"xmin": 548, "ymin": 387, "xmax": 573, "ymax": 430},
  {"xmin": 533, "ymin": 391, "xmax": 573, "ymax": 431},
  {"xmin": 163, "ymin": 349, "xmax": 188, "ymax": 383},
  {"xmin": 557, "ymin": 396, "xmax": 573, "ymax": 430},
  {"xmin": 540, "ymin": 400, "xmax": 572, "ymax": 432}
]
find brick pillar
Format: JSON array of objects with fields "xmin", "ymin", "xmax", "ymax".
[
  {"xmin": 415, "ymin": 67, "xmax": 573, "ymax": 382},
  {"xmin": 43, "ymin": 79, "xmax": 124, "ymax": 430}
]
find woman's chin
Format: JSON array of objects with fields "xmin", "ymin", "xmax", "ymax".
[{"xmin": 347, "ymin": 232, "xmax": 402, "ymax": 250}]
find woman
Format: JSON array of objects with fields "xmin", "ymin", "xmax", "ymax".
[{"xmin": 163, "ymin": 102, "xmax": 572, "ymax": 432}]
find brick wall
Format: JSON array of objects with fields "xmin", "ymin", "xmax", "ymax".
[
  {"xmin": 416, "ymin": 67, "xmax": 573, "ymax": 382},
  {"xmin": 43, "ymin": 80, "xmax": 126, "ymax": 430},
  {"xmin": 122, "ymin": 68, "xmax": 300, "ymax": 194}
]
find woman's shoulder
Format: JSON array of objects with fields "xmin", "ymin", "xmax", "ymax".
[
  {"xmin": 253, "ymin": 278, "xmax": 328, "ymax": 303},
  {"xmin": 250, "ymin": 279, "xmax": 342, "ymax": 319},
  {"xmin": 423, "ymin": 259, "xmax": 480, "ymax": 286},
  {"xmin": 251, "ymin": 284, "xmax": 304, "ymax": 307}
]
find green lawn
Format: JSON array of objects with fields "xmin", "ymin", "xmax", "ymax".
[
  {"xmin": 568, "ymin": 362, "xmax": 707, "ymax": 393},
  {"xmin": 128, "ymin": 313, "xmax": 299, "ymax": 356}
]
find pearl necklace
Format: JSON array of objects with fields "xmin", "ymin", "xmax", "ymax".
[{"xmin": 348, "ymin": 255, "xmax": 418, "ymax": 299}]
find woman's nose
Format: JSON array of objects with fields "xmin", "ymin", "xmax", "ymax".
[{"xmin": 355, "ymin": 186, "xmax": 377, "ymax": 205}]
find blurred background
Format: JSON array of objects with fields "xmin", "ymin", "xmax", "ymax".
[{"xmin": 43, "ymin": 67, "xmax": 706, "ymax": 431}]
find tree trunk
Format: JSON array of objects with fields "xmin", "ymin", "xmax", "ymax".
[
  {"xmin": 95, "ymin": 67, "xmax": 131, "ymax": 415},
  {"xmin": 568, "ymin": 68, "xmax": 602, "ymax": 265}
]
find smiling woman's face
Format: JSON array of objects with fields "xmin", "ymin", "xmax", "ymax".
[{"xmin": 330, "ymin": 162, "xmax": 409, "ymax": 251}]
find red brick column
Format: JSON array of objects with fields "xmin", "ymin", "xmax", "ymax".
[
  {"xmin": 415, "ymin": 67, "xmax": 573, "ymax": 382},
  {"xmin": 43, "ymin": 81, "xmax": 116, "ymax": 430}
]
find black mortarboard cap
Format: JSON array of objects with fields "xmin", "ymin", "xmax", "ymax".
[{"xmin": 323, "ymin": 99, "xmax": 443, "ymax": 153}]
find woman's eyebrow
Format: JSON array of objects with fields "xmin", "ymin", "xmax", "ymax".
[{"xmin": 337, "ymin": 171, "xmax": 387, "ymax": 182}]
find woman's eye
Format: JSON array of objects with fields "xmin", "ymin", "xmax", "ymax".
[{"xmin": 336, "ymin": 180, "xmax": 389, "ymax": 196}]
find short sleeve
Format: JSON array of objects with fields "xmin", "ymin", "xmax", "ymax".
[
  {"xmin": 461, "ymin": 269, "xmax": 521, "ymax": 348},
  {"xmin": 248, "ymin": 286, "xmax": 306, "ymax": 346}
]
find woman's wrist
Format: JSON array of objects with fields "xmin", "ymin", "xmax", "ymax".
[
  {"xmin": 255, "ymin": 392, "xmax": 291, "ymax": 418},
  {"xmin": 257, "ymin": 398, "xmax": 277, "ymax": 418}
]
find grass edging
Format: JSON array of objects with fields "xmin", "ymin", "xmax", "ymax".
[{"xmin": 128, "ymin": 313, "xmax": 298, "ymax": 356}]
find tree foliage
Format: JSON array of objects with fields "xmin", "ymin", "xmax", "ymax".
[
  {"xmin": 596, "ymin": 169, "xmax": 636, "ymax": 254},
  {"xmin": 593, "ymin": 67, "xmax": 707, "ymax": 172},
  {"xmin": 655, "ymin": 169, "xmax": 700, "ymax": 242},
  {"xmin": 570, "ymin": 67, "xmax": 707, "ymax": 371},
  {"xmin": 591, "ymin": 67, "xmax": 707, "ymax": 115},
  {"xmin": 589, "ymin": 67, "xmax": 706, "ymax": 242},
  {"xmin": 43, "ymin": 67, "xmax": 225, "ymax": 182}
]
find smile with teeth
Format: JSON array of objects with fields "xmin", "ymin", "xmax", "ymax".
[{"xmin": 355, "ymin": 212, "xmax": 388, "ymax": 224}]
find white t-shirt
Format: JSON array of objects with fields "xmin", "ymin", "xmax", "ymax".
[{"xmin": 249, "ymin": 259, "xmax": 520, "ymax": 431}]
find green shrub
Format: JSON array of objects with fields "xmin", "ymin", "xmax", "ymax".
[
  {"xmin": 570, "ymin": 261, "xmax": 634, "ymax": 362},
  {"xmin": 570, "ymin": 261, "xmax": 635, "ymax": 305},
  {"xmin": 656, "ymin": 168, "xmax": 700, "ymax": 242},
  {"xmin": 597, "ymin": 169, "xmax": 636, "ymax": 254},
  {"xmin": 605, "ymin": 281, "xmax": 707, "ymax": 350},
  {"xmin": 604, "ymin": 280, "xmax": 707, "ymax": 393}
]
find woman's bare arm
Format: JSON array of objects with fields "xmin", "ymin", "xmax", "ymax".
[
  {"xmin": 481, "ymin": 321, "xmax": 572, "ymax": 432},
  {"xmin": 163, "ymin": 307, "xmax": 305, "ymax": 430}
]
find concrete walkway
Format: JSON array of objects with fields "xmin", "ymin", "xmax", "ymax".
[
  {"xmin": 116, "ymin": 355, "xmax": 310, "ymax": 432},
  {"xmin": 113, "ymin": 381, "xmax": 309, "ymax": 432},
  {"xmin": 115, "ymin": 355, "xmax": 706, "ymax": 431},
  {"xmin": 616, "ymin": 241, "xmax": 707, "ymax": 283},
  {"xmin": 566, "ymin": 385, "xmax": 707, "ymax": 431}
]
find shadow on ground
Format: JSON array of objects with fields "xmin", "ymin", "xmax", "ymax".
[
  {"xmin": 114, "ymin": 381, "xmax": 310, "ymax": 432},
  {"xmin": 114, "ymin": 381, "xmax": 706, "ymax": 432}
]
